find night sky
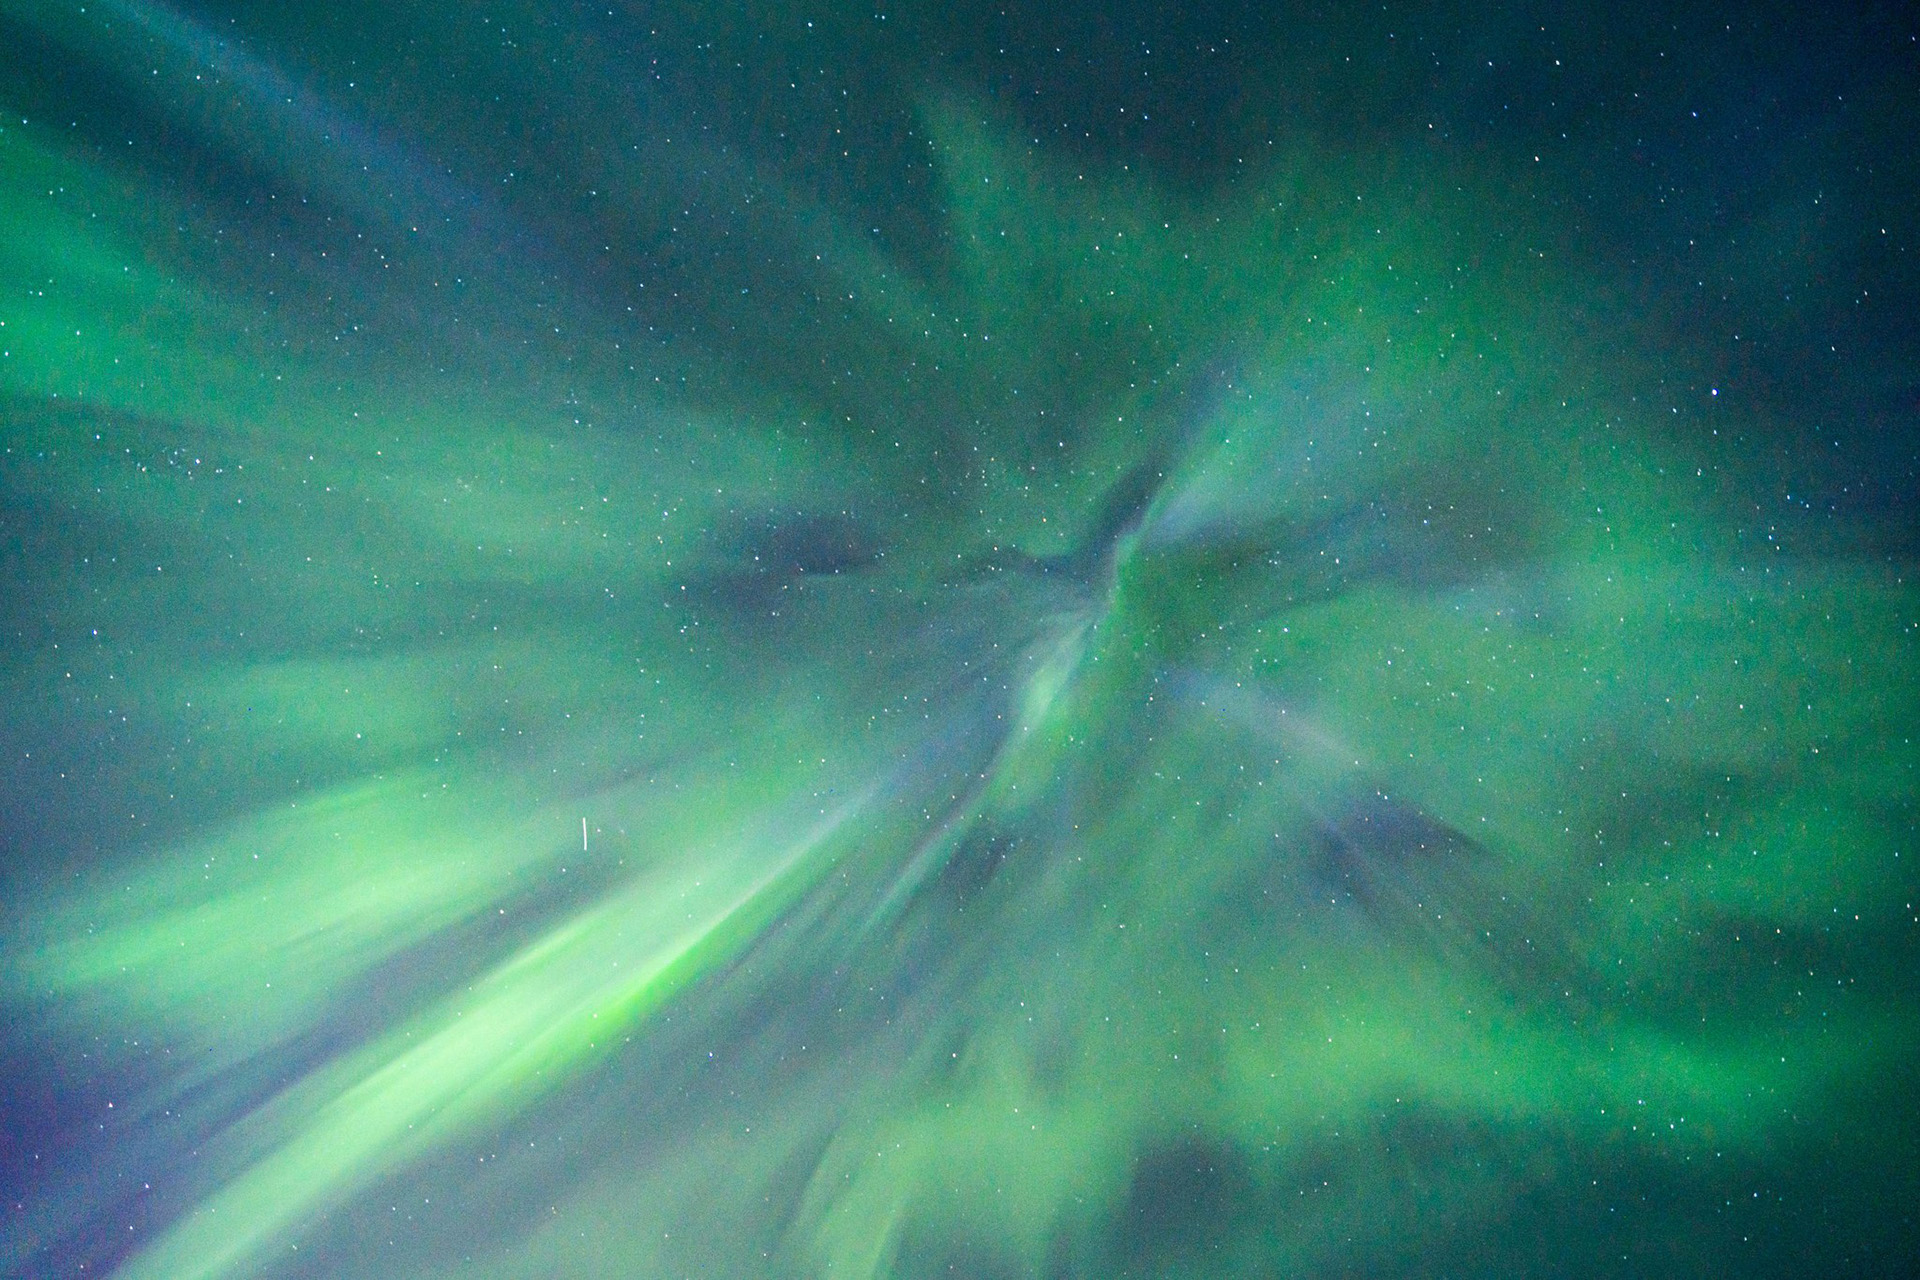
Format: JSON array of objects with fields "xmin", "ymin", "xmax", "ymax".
[{"xmin": 3, "ymin": 3, "xmax": 1918, "ymax": 1277}]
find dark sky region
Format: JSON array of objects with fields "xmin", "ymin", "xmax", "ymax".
[{"xmin": 1, "ymin": 2, "xmax": 1916, "ymax": 1277}]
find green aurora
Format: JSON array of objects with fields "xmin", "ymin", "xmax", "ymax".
[{"xmin": 2, "ymin": 2, "xmax": 1917, "ymax": 1276}]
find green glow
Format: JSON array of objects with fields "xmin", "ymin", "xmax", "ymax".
[{"xmin": 2, "ymin": 4, "xmax": 1915, "ymax": 1277}]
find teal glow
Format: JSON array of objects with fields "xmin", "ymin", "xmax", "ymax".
[{"xmin": 3, "ymin": 3, "xmax": 1916, "ymax": 1277}]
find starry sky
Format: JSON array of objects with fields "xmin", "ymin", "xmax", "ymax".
[{"xmin": 2, "ymin": 2, "xmax": 1917, "ymax": 1277}]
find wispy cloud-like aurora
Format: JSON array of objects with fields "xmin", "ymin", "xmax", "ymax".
[{"xmin": 2, "ymin": 2, "xmax": 1916, "ymax": 1277}]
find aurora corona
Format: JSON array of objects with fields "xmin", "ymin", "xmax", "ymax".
[{"xmin": 2, "ymin": 2, "xmax": 1916, "ymax": 1277}]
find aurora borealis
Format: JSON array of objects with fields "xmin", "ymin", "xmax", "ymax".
[{"xmin": 3, "ymin": 1, "xmax": 1918, "ymax": 1275}]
